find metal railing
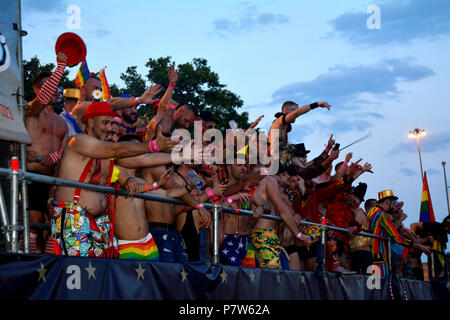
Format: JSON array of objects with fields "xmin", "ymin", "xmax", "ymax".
[{"xmin": 0, "ymin": 166, "xmax": 444, "ymax": 279}]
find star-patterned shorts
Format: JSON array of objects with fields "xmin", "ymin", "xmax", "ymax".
[
  {"xmin": 251, "ymin": 229, "xmax": 282, "ymax": 269},
  {"xmin": 221, "ymin": 234, "xmax": 257, "ymax": 267}
]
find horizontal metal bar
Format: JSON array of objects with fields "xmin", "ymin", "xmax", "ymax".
[{"xmin": 0, "ymin": 167, "xmax": 381, "ymax": 239}]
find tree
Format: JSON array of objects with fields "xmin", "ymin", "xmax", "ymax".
[
  {"xmin": 23, "ymin": 56, "xmax": 75, "ymax": 102},
  {"xmin": 112, "ymin": 56, "xmax": 250, "ymax": 130}
]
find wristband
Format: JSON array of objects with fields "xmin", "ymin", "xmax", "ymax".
[
  {"xmin": 206, "ymin": 189, "xmax": 214, "ymax": 198},
  {"xmin": 166, "ymin": 104, "xmax": 176, "ymax": 110},
  {"xmin": 47, "ymin": 197, "xmax": 54, "ymax": 207},
  {"xmin": 152, "ymin": 182, "xmax": 158, "ymax": 190},
  {"xmin": 145, "ymin": 183, "xmax": 150, "ymax": 193},
  {"xmin": 148, "ymin": 140, "xmax": 154, "ymax": 153},
  {"xmin": 296, "ymin": 232, "xmax": 303, "ymax": 240},
  {"xmin": 168, "ymin": 83, "xmax": 176, "ymax": 89},
  {"xmin": 226, "ymin": 196, "xmax": 233, "ymax": 204},
  {"xmin": 310, "ymin": 102, "xmax": 319, "ymax": 110},
  {"xmin": 324, "ymin": 145, "xmax": 330, "ymax": 153},
  {"xmin": 130, "ymin": 97, "xmax": 134, "ymax": 106},
  {"xmin": 152, "ymin": 140, "xmax": 160, "ymax": 152},
  {"xmin": 134, "ymin": 97, "xmax": 140, "ymax": 105},
  {"xmin": 196, "ymin": 203, "xmax": 204, "ymax": 209}
]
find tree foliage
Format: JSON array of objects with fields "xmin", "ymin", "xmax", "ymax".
[{"xmin": 114, "ymin": 57, "xmax": 249, "ymax": 130}]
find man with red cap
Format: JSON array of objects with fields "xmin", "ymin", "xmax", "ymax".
[{"xmin": 49, "ymin": 101, "xmax": 178, "ymax": 257}]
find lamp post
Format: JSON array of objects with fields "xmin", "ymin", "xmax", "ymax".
[
  {"xmin": 442, "ymin": 161, "xmax": 450, "ymax": 216},
  {"xmin": 408, "ymin": 128, "xmax": 426, "ymax": 181}
]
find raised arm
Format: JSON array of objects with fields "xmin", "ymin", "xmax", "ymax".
[
  {"xmin": 27, "ymin": 52, "xmax": 68, "ymax": 117},
  {"xmin": 68, "ymin": 128, "xmax": 177, "ymax": 159},
  {"xmin": 284, "ymin": 101, "xmax": 331, "ymax": 124},
  {"xmin": 108, "ymin": 84, "xmax": 163, "ymax": 111}
]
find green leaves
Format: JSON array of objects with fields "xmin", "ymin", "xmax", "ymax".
[{"xmin": 119, "ymin": 56, "xmax": 249, "ymax": 130}]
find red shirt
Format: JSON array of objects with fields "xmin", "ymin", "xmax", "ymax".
[{"xmin": 293, "ymin": 180, "xmax": 347, "ymax": 224}]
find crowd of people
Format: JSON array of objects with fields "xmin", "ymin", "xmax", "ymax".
[{"xmin": 6, "ymin": 51, "xmax": 449, "ymax": 281}]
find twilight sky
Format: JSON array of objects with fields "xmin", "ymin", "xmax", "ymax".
[{"xmin": 21, "ymin": 0, "xmax": 450, "ymax": 232}]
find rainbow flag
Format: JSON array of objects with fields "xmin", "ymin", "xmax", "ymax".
[
  {"xmin": 419, "ymin": 171, "xmax": 436, "ymax": 222},
  {"xmin": 118, "ymin": 236, "xmax": 159, "ymax": 261},
  {"xmin": 96, "ymin": 67, "xmax": 111, "ymax": 100},
  {"xmin": 74, "ymin": 59, "xmax": 90, "ymax": 87}
]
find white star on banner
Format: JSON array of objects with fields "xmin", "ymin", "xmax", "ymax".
[
  {"xmin": 36, "ymin": 263, "xmax": 46, "ymax": 282},
  {"xmin": 222, "ymin": 249, "xmax": 229, "ymax": 255},
  {"xmin": 135, "ymin": 264, "xmax": 145, "ymax": 280},
  {"xmin": 85, "ymin": 262, "xmax": 96, "ymax": 280},
  {"xmin": 238, "ymin": 242, "xmax": 244, "ymax": 249},
  {"xmin": 227, "ymin": 241, "xmax": 233, "ymax": 246},
  {"xmin": 276, "ymin": 273, "xmax": 281, "ymax": 284},
  {"xmin": 249, "ymin": 271, "xmax": 256, "ymax": 284},
  {"xmin": 220, "ymin": 270, "xmax": 228, "ymax": 284},
  {"xmin": 230, "ymin": 256, "xmax": 236, "ymax": 262},
  {"xmin": 301, "ymin": 274, "xmax": 306, "ymax": 285},
  {"xmin": 180, "ymin": 267, "xmax": 188, "ymax": 282}
]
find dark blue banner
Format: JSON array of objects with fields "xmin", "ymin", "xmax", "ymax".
[{"xmin": 0, "ymin": 253, "xmax": 447, "ymax": 300}]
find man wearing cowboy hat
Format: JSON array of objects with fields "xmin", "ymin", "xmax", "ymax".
[
  {"xmin": 286, "ymin": 138, "xmax": 340, "ymax": 181},
  {"xmin": 367, "ymin": 189, "xmax": 431, "ymax": 276}
]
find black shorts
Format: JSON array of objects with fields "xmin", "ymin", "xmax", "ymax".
[
  {"xmin": 27, "ymin": 176, "xmax": 51, "ymax": 214},
  {"xmin": 297, "ymin": 242, "xmax": 319, "ymax": 260}
]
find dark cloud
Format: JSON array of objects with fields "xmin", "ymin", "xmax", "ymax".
[
  {"xmin": 211, "ymin": 5, "xmax": 290, "ymax": 38},
  {"xmin": 391, "ymin": 131, "xmax": 450, "ymax": 154},
  {"xmin": 400, "ymin": 168, "xmax": 417, "ymax": 177},
  {"xmin": 328, "ymin": 0, "xmax": 450, "ymax": 46},
  {"xmin": 271, "ymin": 58, "xmax": 434, "ymax": 108}
]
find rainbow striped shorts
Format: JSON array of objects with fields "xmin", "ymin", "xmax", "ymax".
[{"xmin": 118, "ymin": 233, "xmax": 159, "ymax": 261}]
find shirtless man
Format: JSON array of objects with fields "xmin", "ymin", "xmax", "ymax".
[
  {"xmin": 51, "ymin": 101, "xmax": 177, "ymax": 257},
  {"xmin": 25, "ymin": 53, "xmax": 69, "ymax": 253},
  {"xmin": 219, "ymin": 161, "xmax": 264, "ymax": 267},
  {"xmin": 113, "ymin": 135, "xmax": 190, "ymax": 261},
  {"xmin": 268, "ymin": 100, "xmax": 330, "ymax": 156},
  {"xmin": 251, "ymin": 164, "xmax": 311, "ymax": 269}
]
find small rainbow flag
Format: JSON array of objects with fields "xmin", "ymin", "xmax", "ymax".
[
  {"xmin": 96, "ymin": 67, "xmax": 111, "ymax": 100},
  {"xmin": 419, "ymin": 171, "xmax": 436, "ymax": 222},
  {"xmin": 74, "ymin": 59, "xmax": 90, "ymax": 88}
]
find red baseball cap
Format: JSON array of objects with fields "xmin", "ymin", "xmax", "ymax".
[{"xmin": 81, "ymin": 102, "xmax": 116, "ymax": 124}]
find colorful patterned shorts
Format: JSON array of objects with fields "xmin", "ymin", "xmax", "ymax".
[
  {"xmin": 221, "ymin": 234, "xmax": 257, "ymax": 268},
  {"xmin": 51, "ymin": 201, "xmax": 117, "ymax": 257},
  {"xmin": 251, "ymin": 229, "xmax": 282, "ymax": 269},
  {"xmin": 118, "ymin": 233, "xmax": 159, "ymax": 261}
]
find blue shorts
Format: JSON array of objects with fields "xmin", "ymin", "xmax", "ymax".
[{"xmin": 149, "ymin": 226, "xmax": 188, "ymax": 263}]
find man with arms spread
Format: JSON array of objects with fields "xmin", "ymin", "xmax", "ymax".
[{"xmin": 268, "ymin": 100, "xmax": 330, "ymax": 156}]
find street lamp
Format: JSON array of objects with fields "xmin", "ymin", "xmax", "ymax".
[
  {"xmin": 408, "ymin": 128, "xmax": 426, "ymax": 181},
  {"xmin": 442, "ymin": 161, "xmax": 450, "ymax": 216}
]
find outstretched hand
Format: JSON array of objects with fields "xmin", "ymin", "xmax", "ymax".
[
  {"xmin": 154, "ymin": 126, "xmax": 179, "ymax": 152},
  {"xmin": 139, "ymin": 84, "xmax": 163, "ymax": 104},
  {"xmin": 168, "ymin": 64, "xmax": 179, "ymax": 85},
  {"xmin": 318, "ymin": 101, "xmax": 331, "ymax": 110}
]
